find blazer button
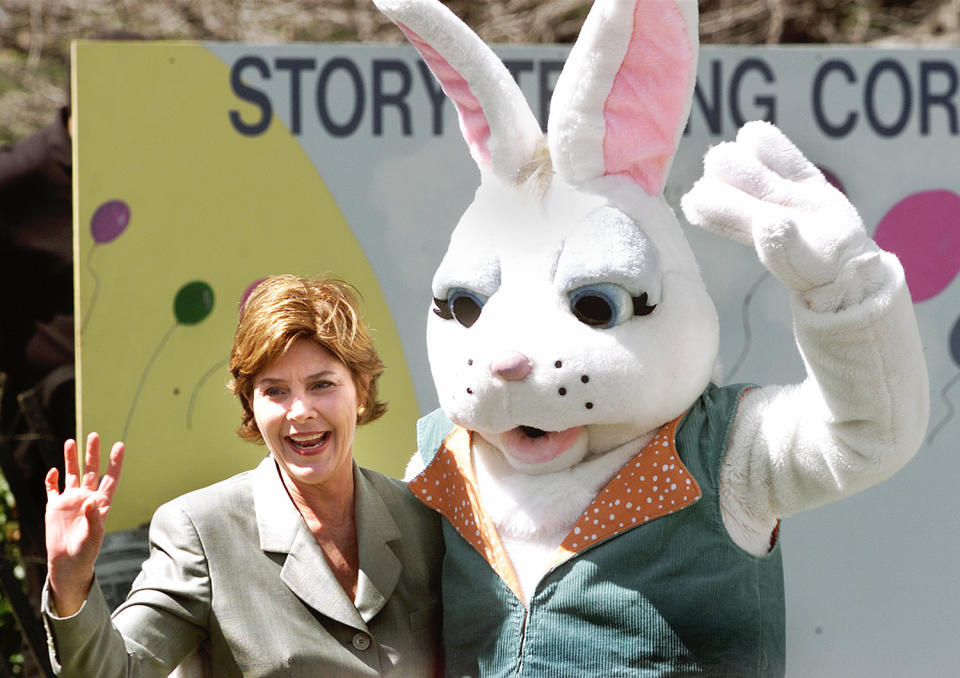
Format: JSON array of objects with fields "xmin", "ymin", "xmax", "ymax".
[{"xmin": 352, "ymin": 632, "xmax": 371, "ymax": 651}]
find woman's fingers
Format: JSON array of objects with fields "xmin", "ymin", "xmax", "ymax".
[
  {"xmin": 45, "ymin": 467, "xmax": 60, "ymax": 500},
  {"xmin": 81, "ymin": 495, "xmax": 107, "ymax": 536},
  {"xmin": 63, "ymin": 438, "xmax": 81, "ymax": 489},
  {"xmin": 97, "ymin": 442, "xmax": 125, "ymax": 509},
  {"xmin": 82, "ymin": 495, "xmax": 100, "ymax": 519},
  {"xmin": 58, "ymin": 433, "xmax": 124, "ymax": 495},
  {"xmin": 56, "ymin": 433, "xmax": 125, "ymax": 508},
  {"xmin": 82, "ymin": 433, "xmax": 101, "ymax": 490}
]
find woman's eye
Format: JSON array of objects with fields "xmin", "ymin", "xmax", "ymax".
[
  {"xmin": 262, "ymin": 387, "xmax": 285, "ymax": 398},
  {"xmin": 568, "ymin": 283, "xmax": 638, "ymax": 328},
  {"xmin": 310, "ymin": 381, "xmax": 332, "ymax": 391},
  {"xmin": 437, "ymin": 288, "xmax": 488, "ymax": 328}
]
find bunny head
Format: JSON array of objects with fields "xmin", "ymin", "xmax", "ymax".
[{"xmin": 377, "ymin": 0, "xmax": 719, "ymax": 473}]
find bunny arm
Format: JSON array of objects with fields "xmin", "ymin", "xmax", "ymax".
[
  {"xmin": 720, "ymin": 255, "xmax": 928, "ymax": 553},
  {"xmin": 682, "ymin": 122, "xmax": 930, "ymax": 553}
]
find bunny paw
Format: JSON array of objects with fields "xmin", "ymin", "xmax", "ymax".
[{"xmin": 682, "ymin": 121, "xmax": 882, "ymax": 311}]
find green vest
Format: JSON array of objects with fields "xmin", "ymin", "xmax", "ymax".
[{"xmin": 414, "ymin": 384, "xmax": 785, "ymax": 677}]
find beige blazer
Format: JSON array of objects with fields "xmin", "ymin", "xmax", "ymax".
[{"xmin": 42, "ymin": 456, "xmax": 444, "ymax": 677}]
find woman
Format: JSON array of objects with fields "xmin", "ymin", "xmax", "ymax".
[{"xmin": 42, "ymin": 275, "xmax": 444, "ymax": 677}]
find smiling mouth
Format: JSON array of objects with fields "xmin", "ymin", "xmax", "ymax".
[{"xmin": 286, "ymin": 432, "xmax": 330, "ymax": 452}]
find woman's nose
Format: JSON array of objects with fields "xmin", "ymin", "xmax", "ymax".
[
  {"xmin": 490, "ymin": 351, "xmax": 531, "ymax": 382},
  {"xmin": 288, "ymin": 396, "xmax": 315, "ymax": 421}
]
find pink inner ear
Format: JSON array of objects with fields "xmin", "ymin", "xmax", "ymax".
[
  {"xmin": 602, "ymin": 3, "xmax": 693, "ymax": 194},
  {"xmin": 397, "ymin": 21, "xmax": 492, "ymax": 169}
]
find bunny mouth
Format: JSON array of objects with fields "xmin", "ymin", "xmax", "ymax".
[{"xmin": 500, "ymin": 425, "xmax": 586, "ymax": 464}]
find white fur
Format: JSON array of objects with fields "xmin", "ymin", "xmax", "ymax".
[
  {"xmin": 547, "ymin": 0, "xmax": 637, "ymax": 184},
  {"xmin": 722, "ymin": 254, "xmax": 927, "ymax": 521},
  {"xmin": 472, "ymin": 432, "xmax": 652, "ymax": 598}
]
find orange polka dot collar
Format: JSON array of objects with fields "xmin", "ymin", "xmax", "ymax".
[{"xmin": 409, "ymin": 415, "xmax": 701, "ymax": 601}]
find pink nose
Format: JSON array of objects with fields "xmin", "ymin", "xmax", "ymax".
[{"xmin": 490, "ymin": 351, "xmax": 532, "ymax": 382}]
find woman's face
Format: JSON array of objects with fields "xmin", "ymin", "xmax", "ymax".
[{"xmin": 252, "ymin": 338, "xmax": 360, "ymax": 493}]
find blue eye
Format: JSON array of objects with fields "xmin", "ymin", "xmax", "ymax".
[
  {"xmin": 569, "ymin": 283, "xmax": 639, "ymax": 328},
  {"xmin": 434, "ymin": 288, "xmax": 488, "ymax": 328}
]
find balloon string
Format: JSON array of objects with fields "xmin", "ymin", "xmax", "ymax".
[
  {"xmin": 725, "ymin": 270, "xmax": 770, "ymax": 383},
  {"xmin": 81, "ymin": 247, "xmax": 100, "ymax": 333},
  {"xmin": 927, "ymin": 370, "xmax": 960, "ymax": 444},
  {"xmin": 187, "ymin": 358, "xmax": 228, "ymax": 430},
  {"xmin": 123, "ymin": 323, "xmax": 177, "ymax": 442}
]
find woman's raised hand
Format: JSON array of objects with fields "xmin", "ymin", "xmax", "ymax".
[{"xmin": 44, "ymin": 432, "xmax": 124, "ymax": 617}]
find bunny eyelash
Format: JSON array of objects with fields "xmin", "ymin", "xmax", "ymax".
[
  {"xmin": 632, "ymin": 293, "xmax": 657, "ymax": 317},
  {"xmin": 432, "ymin": 293, "xmax": 658, "ymax": 325},
  {"xmin": 433, "ymin": 297, "xmax": 453, "ymax": 320}
]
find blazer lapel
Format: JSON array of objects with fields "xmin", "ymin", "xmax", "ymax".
[
  {"xmin": 252, "ymin": 456, "xmax": 366, "ymax": 631},
  {"xmin": 353, "ymin": 466, "xmax": 402, "ymax": 624},
  {"xmin": 282, "ymin": 523, "xmax": 366, "ymax": 631}
]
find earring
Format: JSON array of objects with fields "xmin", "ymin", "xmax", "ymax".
[{"xmin": 357, "ymin": 405, "xmax": 366, "ymax": 416}]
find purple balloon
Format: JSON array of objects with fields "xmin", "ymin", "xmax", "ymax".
[
  {"xmin": 817, "ymin": 165, "xmax": 846, "ymax": 195},
  {"xmin": 239, "ymin": 278, "xmax": 267, "ymax": 314},
  {"xmin": 951, "ymin": 315, "xmax": 960, "ymax": 368},
  {"xmin": 90, "ymin": 200, "xmax": 130, "ymax": 244}
]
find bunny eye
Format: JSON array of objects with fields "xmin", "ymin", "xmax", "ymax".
[
  {"xmin": 569, "ymin": 283, "xmax": 647, "ymax": 328},
  {"xmin": 435, "ymin": 288, "xmax": 488, "ymax": 328}
]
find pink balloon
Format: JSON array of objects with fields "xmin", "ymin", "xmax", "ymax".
[{"xmin": 874, "ymin": 190, "xmax": 960, "ymax": 302}]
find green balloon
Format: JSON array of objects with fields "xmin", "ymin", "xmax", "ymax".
[{"xmin": 174, "ymin": 281, "xmax": 214, "ymax": 325}]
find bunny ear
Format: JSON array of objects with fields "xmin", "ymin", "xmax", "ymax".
[
  {"xmin": 375, "ymin": 0, "xmax": 543, "ymax": 181},
  {"xmin": 547, "ymin": 0, "xmax": 698, "ymax": 195}
]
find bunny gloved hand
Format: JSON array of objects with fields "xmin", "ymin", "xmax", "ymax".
[{"xmin": 681, "ymin": 120, "xmax": 886, "ymax": 313}]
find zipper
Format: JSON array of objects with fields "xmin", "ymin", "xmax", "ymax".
[{"xmin": 515, "ymin": 605, "xmax": 529, "ymax": 675}]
